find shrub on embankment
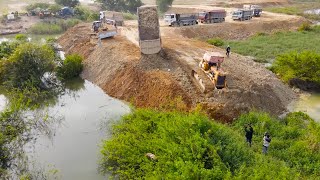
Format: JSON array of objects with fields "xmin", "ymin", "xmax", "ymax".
[
  {"xmin": 57, "ymin": 54, "xmax": 83, "ymax": 80},
  {"xmin": 28, "ymin": 19, "xmax": 80, "ymax": 35},
  {"xmin": 271, "ymin": 50, "xmax": 320, "ymax": 90},
  {"xmin": 100, "ymin": 108, "xmax": 320, "ymax": 179},
  {"xmin": 225, "ymin": 25, "xmax": 320, "ymax": 63}
]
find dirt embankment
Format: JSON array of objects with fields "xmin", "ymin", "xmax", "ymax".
[
  {"xmin": 58, "ymin": 24, "xmax": 192, "ymax": 108},
  {"xmin": 58, "ymin": 21, "xmax": 296, "ymax": 122}
]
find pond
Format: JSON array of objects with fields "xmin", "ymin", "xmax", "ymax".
[
  {"xmin": 289, "ymin": 93, "xmax": 320, "ymax": 122},
  {"xmin": 0, "ymin": 79, "xmax": 130, "ymax": 179}
]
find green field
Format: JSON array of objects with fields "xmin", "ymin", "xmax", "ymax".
[{"xmin": 226, "ymin": 26, "xmax": 320, "ymax": 63}]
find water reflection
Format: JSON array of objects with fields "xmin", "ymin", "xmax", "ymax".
[
  {"xmin": 25, "ymin": 80, "xmax": 130, "ymax": 179},
  {"xmin": 289, "ymin": 93, "xmax": 320, "ymax": 122}
]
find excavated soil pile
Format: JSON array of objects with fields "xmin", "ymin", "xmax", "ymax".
[
  {"xmin": 162, "ymin": 37, "xmax": 296, "ymax": 121},
  {"xmin": 58, "ymin": 24, "xmax": 96, "ymax": 58},
  {"xmin": 138, "ymin": 6, "xmax": 160, "ymax": 40},
  {"xmin": 58, "ymin": 24, "xmax": 191, "ymax": 108},
  {"xmin": 59, "ymin": 22, "xmax": 297, "ymax": 122}
]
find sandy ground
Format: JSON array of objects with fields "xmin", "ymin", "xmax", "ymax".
[
  {"xmin": 142, "ymin": 0, "xmax": 288, "ymax": 6},
  {"xmin": 58, "ymin": 5, "xmax": 303, "ymax": 121}
]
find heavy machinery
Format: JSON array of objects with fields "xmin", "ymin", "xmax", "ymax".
[
  {"xmin": 198, "ymin": 10, "xmax": 226, "ymax": 23},
  {"xmin": 102, "ymin": 11, "xmax": 124, "ymax": 26},
  {"xmin": 192, "ymin": 52, "xmax": 227, "ymax": 93},
  {"xmin": 243, "ymin": 5, "xmax": 262, "ymax": 17},
  {"xmin": 90, "ymin": 21, "xmax": 117, "ymax": 39},
  {"xmin": 39, "ymin": 9, "xmax": 51, "ymax": 19},
  {"xmin": 232, "ymin": 9, "xmax": 253, "ymax": 21},
  {"xmin": 164, "ymin": 13, "xmax": 198, "ymax": 26}
]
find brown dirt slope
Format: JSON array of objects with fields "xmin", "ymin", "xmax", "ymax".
[
  {"xmin": 58, "ymin": 24, "xmax": 192, "ymax": 108},
  {"xmin": 59, "ymin": 20, "xmax": 296, "ymax": 121}
]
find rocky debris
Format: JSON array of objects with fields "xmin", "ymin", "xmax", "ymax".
[{"xmin": 138, "ymin": 6, "xmax": 160, "ymax": 40}]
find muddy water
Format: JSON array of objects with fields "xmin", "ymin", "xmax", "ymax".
[
  {"xmin": 23, "ymin": 79, "xmax": 130, "ymax": 179},
  {"xmin": 289, "ymin": 93, "xmax": 320, "ymax": 122}
]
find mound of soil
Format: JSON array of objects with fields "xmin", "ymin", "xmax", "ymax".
[
  {"xmin": 58, "ymin": 24, "xmax": 192, "ymax": 109},
  {"xmin": 58, "ymin": 21, "xmax": 297, "ymax": 122}
]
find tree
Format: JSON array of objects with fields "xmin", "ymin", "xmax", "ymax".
[
  {"xmin": 96, "ymin": 0, "xmax": 142, "ymax": 12},
  {"xmin": 57, "ymin": 54, "xmax": 83, "ymax": 80},
  {"xmin": 156, "ymin": 0, "xmax": 174, "ymax": 12},
  {"xmin": 55, "ymin": 0, "xmax": 79, "ymax": 8},
  {"xmin": 0, "ymin": 43, "xmax": 55, "ymax": 89}
]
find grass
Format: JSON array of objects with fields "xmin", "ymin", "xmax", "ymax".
[
  {"xmin": 265, "ymin": 3, "xmax": 320, "ymax": 21},
  {"xmin": 123, "ymin": 12, "xmax": 138, "ymax": 20},
  {"xmin": 226, "ymin": 26, "xmax": 320, "ymax": 63},
  {"xmin": 28, "ymin": 19, "xmax": 80, "ymax": 34}
]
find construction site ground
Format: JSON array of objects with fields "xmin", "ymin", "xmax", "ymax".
[{"xmin": 58, "ymin": 7, "xmax": 306, "ymax": 122}]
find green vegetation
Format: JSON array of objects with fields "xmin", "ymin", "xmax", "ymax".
[
  {"xmin": 96, "ymin": 0, "xmax": 143, "ymax": 13},
  {"xmin": 207, "ymin": 38, "xmax": 224, "ymax": 47},
  {"xmin": 100, "ymin": 109, "xmax": 320, "ymax": 179},
  {"xmin": 28, "ymin": 19, "xmax": 80, "ymax": 34},
  {"xmin": 271, "ymin": 51, "xmax": 320, "ymax": 84},
  {"xmin": 25, "ymin": 3, "xmax": 50, "ymax": 12},
  {"xmin": 74, "ymin": 5, "xmax": 99, "ymax": 21},
  {"xmin": 0, "ymin": 43, "xmax": 55, "ymax": 89},
  {"xmin": 123, "ymin": 12, "xmax": 138, "ymax": 20},
  {"xmin": 225, "ymin": 25, "xmax": 320, "ymax": 62},
  {"xmin": 0, "ymin": 41, "xmax": 19, "ymax": 59},
  {"xmin": 157, "ymin": 0, "xmax": 174, "ymax": 12},
  {"xmin": 57, "ymin": 54, "xmax": 83, "ymax": 80},
  {"xmin": 55, "ymin": 0, "xmax": 79, "ymax": 8},
  {"xmin": 265, "ymin": 4, "xmax": 320, "ymax": 21}
]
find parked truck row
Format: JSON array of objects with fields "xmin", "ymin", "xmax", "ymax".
[{"xmin": 164, "ymin": 5, "xmax": 262, "ymax": 26}]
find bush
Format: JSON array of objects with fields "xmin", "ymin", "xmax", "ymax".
[
  {"xmin": 0, "ymin": 43, "xmax": 55, "ymax": 89},
  {"xmin": 157, "ymin": 0, "xmax": 174, "ymax": 13},
  {"xmin": 298, "ymin": 22, "xmax": 312, "ymax": 32},
  {"xmin": 100, "ymin": 109, "xmax": 304, "ymax": 179},
  {"xmin": 25, "ymin": 3, "xmax": 50, "ymax": 12},
  {"xmin": 233, "ymin": 111, "xmax": 320, "ymax": 176},
  {"xmin": 123, "ymin": 12, "xmax": 138, "ymax": 20},
  {"xmin": 271, "ymin": 51, "xmax": 320, "ymax": 84},
  {"xmin": 74, "ymin": 5, "xmax": 98, "ymax": 21},
  {"xmin": 28, "ymin": 19, "xmax": 80, "ymax": 34},
  {"xmin": 207, "ymin": 38, "xmax": 224, "ymax": 46},
  {"xmin": 28, "ymin": 23, "xmax": 63, "ymax": 34},
  {"xmin": 0, "ymin": 41, "xmax": 19, "ymax": 59},
  {"xmin": 56, "ymin": 54, "xmax": 83, "ymax": 80},
  {"xmin": 15, "ymin": 34, "xmax": 28, "ymax": 42}
]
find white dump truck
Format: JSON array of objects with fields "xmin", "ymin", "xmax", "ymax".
[
  {"xmin": 138, "ymin": 6, "xmax": 161, "ymax": 55},
  {"xmin": 164, "ymin": 13, "xmax": 198, "ymax": 26},
  {"xmin": 232, "ymin": 9, "xmax": 253, "ymax": 21},
  {"xmin": 243, "ymin": 5, "xmax": 262, "ymax": 17}
]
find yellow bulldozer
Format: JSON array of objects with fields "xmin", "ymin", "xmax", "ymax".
[{"xmin": 191, "ymin": 52, "xmax": 227, "ymax": 93}]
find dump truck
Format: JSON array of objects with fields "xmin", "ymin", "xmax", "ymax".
[
  {"xmin": 192, "ymin": 52, "xmax": 227, "ymax": 92},
  {"xmin": 138, "ymin": 6, "xmax": 161, "ymax": 55},
  {"xmin": 243, "ymin": 5, "xmax": 262, "ymax": 17},
  {"xmin": 102, "ymin": 11, "xmax": 124, "ymax": 26},
  {"xmin": 198, "ymin": 10, "xmax": 226, "ymax": 23},
  {"xmin": 164, "ymin": 13, "xmax": 198, "ymax": 26},
  {"xmin": 90, "ymin": 21, "xmax": 117, "ymax": 39},
  {"xmin": 232, "ymin": 9, "xmax": 253, "ymax": 21}
]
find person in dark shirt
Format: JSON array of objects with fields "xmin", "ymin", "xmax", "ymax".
[
  {"xmin": 226, "ymin": 45, "xmax": 231, "ymax": 57},
  {"xmin": 245, "ymin": 124, "xmax": 254, "ymax": 147}
]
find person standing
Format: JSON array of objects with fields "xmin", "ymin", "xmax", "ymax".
[
  {"xmin": 226, "ymin": 45, "xmax": 231, "ymax": 57},
  {"xmin": 245, "ymin": 124, "xmax": 254, "ymax": 147},
  {"xmin": 262, "ymin": 132, "xmax": 271, "ymax": 154}
]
